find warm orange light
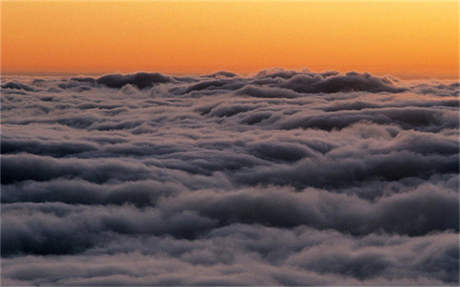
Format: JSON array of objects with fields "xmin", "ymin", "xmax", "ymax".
[{"xmin": 1, "ymin": 1, "xmax": 458, "ymax": 78}]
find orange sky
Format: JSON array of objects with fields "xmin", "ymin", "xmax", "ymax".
[{"xmin": 1, "ymin": 1, "xmax": 459, "ymax": 78}]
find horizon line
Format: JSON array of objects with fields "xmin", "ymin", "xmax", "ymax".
[{"xmin": 2, "ymin": 69, "xmax": 459, "ymax": 80}]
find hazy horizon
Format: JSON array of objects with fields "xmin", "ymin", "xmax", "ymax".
[{"xmin": 2, "ymin": 68, "xmax": 459, "ymax": 81}]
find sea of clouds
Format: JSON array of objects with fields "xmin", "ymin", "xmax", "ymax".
[{"xmin": 1, "ymin": 69, "xmax": 459, "ymax": 285}]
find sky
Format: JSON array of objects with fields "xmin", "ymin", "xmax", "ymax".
[{"xmin": 1, "ymin": 1, "xmax": 459, "ymax": 78}]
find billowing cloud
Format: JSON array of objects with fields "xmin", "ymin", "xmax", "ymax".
[
  {"xmin": 95, "ymin": 72, "xmax": 171, "ymax": 89},
  {"xmin": 1, "ymin": 69, "xmax": 459, "ymax": 285}
]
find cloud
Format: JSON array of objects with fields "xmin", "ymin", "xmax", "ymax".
[
  {"xmin": 279, "ymin": 107, "xmax": 458, "ymax": 131},
  {"xmin": 159, "ymin": 186, "xmax": 459, "ymax": 236},
  {"xmin": 1, "ymin": 69, "xmax": 459, "ymax": 285},
  {"xmin": 205, "ymin": 71, "xmax": 238, "ymax": 78},
  {"xmin": 1, "ymin": 154, "xmax": 153, "ymax": 184},
  {"xmin": 1, "ymin": 224, "xmax": 457, "ymax": 285},
  {"xmin": 237, "ymin": 85, "xmax": 304, "ymax": 99},
  {"xmin": 279, "ymin": 72, "xmax": 406, "ymax": 93},
  {"xmin": 96, "ymin": 72, "xmax": 171, "ymax": 89},
  {"xmin": 1, "ymin": 179, "xmax": 182, "ymax": 206},
  {"xmin": 1, "ymin": 81, "xmax": 36, "ymax": 92},
  {"xmin": 184, "ymin": 79, "xmax": 245, "ymax": 94}
]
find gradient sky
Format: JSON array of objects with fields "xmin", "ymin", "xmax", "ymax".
[{"xmin": 1, "ymin": 1, "xmax": 459, "ymax": 78}]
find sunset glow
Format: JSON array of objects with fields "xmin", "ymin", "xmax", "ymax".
[{"xmin": 2, "ymin": 1, "xmax": 459, "ymax": 78}]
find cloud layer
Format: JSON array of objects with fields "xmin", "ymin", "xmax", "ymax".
[{"xmin": 1, "ymin": 69, "xmax": 459, "ymax": 285}]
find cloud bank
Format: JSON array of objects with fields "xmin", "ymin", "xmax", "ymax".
[{"xmin": 1, "ymin": 69, "xmax": 459, "ymax": 285}]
